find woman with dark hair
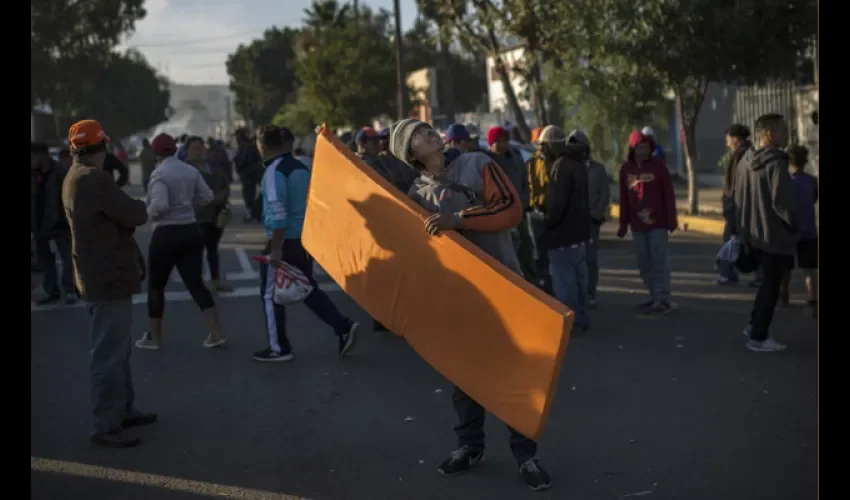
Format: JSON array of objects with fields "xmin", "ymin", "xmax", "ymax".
[
  {"xmin": 185, "ymin": 136, "xmax": 233, "ymax": 292},
  {"xmin": 136, "ymin": 133, "xmax": 226, "ymax": 351},
  {"xmin": 717, "ymin": 124, "xmax": 752, "ymax": 285}
]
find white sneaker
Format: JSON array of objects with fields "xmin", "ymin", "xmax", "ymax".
[
  {"xmin": 746, "ymin": 338, "xmax": 787, "ymax": 352},
  {"xmin": 135, "ymin": 332, "xmax": 161, "ymax": 350}
]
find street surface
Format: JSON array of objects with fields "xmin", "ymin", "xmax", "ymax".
[{"xmin": 32, "ymin": 165, "xmax": 817, "ymax": 499}]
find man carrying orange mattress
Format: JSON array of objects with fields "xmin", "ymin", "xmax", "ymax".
[{"xmin": 390, "ymin": 118, "xmax": 552, "ymax": 492}]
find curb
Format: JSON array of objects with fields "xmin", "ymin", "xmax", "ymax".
[{"xmin": 607, "ymin": 204, "xmax": 725, "ymax": 237}]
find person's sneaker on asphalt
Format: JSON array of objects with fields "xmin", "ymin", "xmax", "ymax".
[
  {"xmin": 122, "ymin": 409, "xmax": 158, "ymax": 428},
  {"xmin": 135, "ymin": 332, "xmax": 161, "ymax": 350},
  {"xmin": 90, "ymin": 429, "xmax": 141, "ymax": 448},
  {"xmin": 437, "ymin": 446, "xmax": 485, "ymax": 477},
  {"xmin": 519, "ymin": 458, "xmax": 552, "ymax": 491},
  {"xmin": 339, "ymin": 321, "xmax": 359, "ymax": 357},
  {"xmin": 63, "ymin": 292, "xmax": 77, "ymax": 305},
  {"xmin": 746, "ymin": 337, "xmax": 787, "ymax": 352},
  {"xmin": 35, "ymin": 294, "xmax": 60, "ymax": 306},
  {"xmin": 643, "ymin": 301, "xmax": 671, "ymax": 315},
  {"xmin": 715, "ymin": 276, "xmax": 739, "ymax": 285},
  {"xmin": 588, "ymin": 298, "xmax": 598, "ymax": 309},
  {"xmin": 635, "ymin": 299, "xmax": 655, "ymax": 311},
  {"xmin": 742, "ymin": 324, "xmax": 753, "ymax": 338},
  {"xmin": 203, "ymin": 335, "xmax": 227, "ymax": 349},
  {"xmin": 253, "ymin": 347, "xmax": 294, "ymax": 362}
]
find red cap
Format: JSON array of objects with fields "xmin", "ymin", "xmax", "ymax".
[
  {"xmin": 628, "ymin": 130, "xmax": 656, "ymax": 149},
  {"xmin": 487, "ymin": 126, "xmax": 509, "ymax": 146},
  {"xmin": 151, "ymin": 133, "xmax": 177, "ymax": 155}
]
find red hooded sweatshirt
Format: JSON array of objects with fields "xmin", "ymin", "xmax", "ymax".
[{"xmin": 618, "ymin": 131, "xmax": 677, "ymax": 233}]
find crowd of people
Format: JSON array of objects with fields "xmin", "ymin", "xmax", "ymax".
[{"xmin": 37, "ymin": 109, "xmax": 817, "ymax": 493}]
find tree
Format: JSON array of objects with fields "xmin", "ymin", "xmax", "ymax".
[
  {"xmin": 295, "ymin": 8, "xmax": 399, "ymax": 128},
  {"xmin": 226, "ymin": 27, "xmax": 300, "ymax": 128},
  {"xmin": 31, "ymin": 0, "xmax": 147, "ymax": 129},
  {"xmin": 420, "ymin": 0, "xmax": 532, "ymax": 141},
  {"xmin": 592, "ymin": 0, "xmax": 816, "ymax": 213}
]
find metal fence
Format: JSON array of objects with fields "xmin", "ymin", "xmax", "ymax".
[{"xmin": 733, "ymin": 82, "xmax": 800, "ymax": 143}]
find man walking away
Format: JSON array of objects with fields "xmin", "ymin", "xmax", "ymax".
[
  {"xmin": 537, "ymin": 126, "xmax": 592, "ymax": 332},
  {"xmin": 206, "ymin": 137, "xmax": 234, "ymax": 184},
  {"xmin": 137, "ymin": 138, "xmax": 156, "ymax": 194},
  {"xmin": 717, "ymin": 124, "xmax": 752, "ymax": 285},
  {"xmin": 568, "ymin": 130, "xmax": 610, "ymax": 307},
  {"xmin": 617, "ymin": 131, "xmax": 678, "ymax": 314},
  {"xmin": 253, "ymin": 125, "xmax": 359, "ymax": 362},
  {"xmin": 61, "ymin": 120, "xmax": 156, "ymax": 448},
  {"xmin": 734, "ymin": 114, "xmax": 797, "ymax": 352},
  {"xmin": 31, "ymin": 142, "xmax": 75, "ymax": 305},
  {"xmin": 234, "ymin": 128, "xmax": 265, "ymax": 222},
  {"xmin": 526, "ymin": 127, "xmax": 553, "ymax": 294}
]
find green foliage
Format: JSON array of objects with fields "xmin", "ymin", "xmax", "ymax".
[
  {"xmin": 295, "ymin": 20, "xmax": 397, "ymax": 128},
  {"xmin": 226, "ymin": 27, "xmax": 299, "ymax": 126},
  {"xmin": 273, "ymin": 93, "xmax": 317, "ymax": 136}
]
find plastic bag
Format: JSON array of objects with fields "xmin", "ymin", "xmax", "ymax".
[
  {"xmin": 254, "ymin": 255, "xmax": 314, "ymax": 304},
  {"xmin": 716, "ymin": 235, "xmax": 740, "ymax": 265}
]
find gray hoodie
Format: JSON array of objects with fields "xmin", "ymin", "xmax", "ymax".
[{"xmin": 732, "ymin": 147, "xmax": 798, "ymax": 256}]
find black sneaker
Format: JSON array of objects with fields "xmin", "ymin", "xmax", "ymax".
[
  {"xmin": 253, "ymin": 347, "xmax": 294, "ymax": 362},
  {"xmin": 339, "ymin": 322, "xmax": 359, "ymax": 357},
  {"xmin": 35, "ymin": 295, "xmax": 60, "ymax": 306},
  {"xmin": 519, "ymin": 458, "xmax": 551, "ymax": 491},
  {"xmin": 90, "ymin": 429, "xmax": 141, "ymax": 448},
  {"xmin": 635, "ymin": 299, "xmax": 654, "ymax": 311},
  {"xmin": 122, "ymin": 410, "xmax": 158, "ymax": 428},
  {"xmin": 437, "ymin": 446, "xmax": 485, "ymax": 477}
]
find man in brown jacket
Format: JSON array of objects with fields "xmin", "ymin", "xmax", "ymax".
[{"xmin": 62, "ymin": 119, "xmax": 157, "ymax": 448}]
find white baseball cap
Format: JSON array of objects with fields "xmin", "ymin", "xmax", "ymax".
[{"xmin": 641, "ymin": 126, "xmax": 654, "ymax": 136}]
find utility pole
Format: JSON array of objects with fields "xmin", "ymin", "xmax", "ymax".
[{"xmin": 393, "ymin": 0, "xmax": 408, "ymax": 120}]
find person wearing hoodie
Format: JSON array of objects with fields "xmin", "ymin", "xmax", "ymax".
[
  {"xmin": 617, "ymin": 131, "xmax": 678, "ymax": 314},
  {"xmin": 392, "ymin": 118, "xmax": 551, "ymax": 492},
  {"xmin": 537, "ymin": 126, "xmax": 592, "ymax": 332},
  {"xmin": 734, "ymin": 114, "xmax": 798, "ymax": 352},
  {"xmin": 716, "ymin": 124, "xmax": 752, "ymax": 285},
  {"xmin": 568, "ymin": 129, "xmax": 611, "ymax": 307},
  {"xmin": 526, "ymin": 127, "xmax": 553, "ymax": 294}
]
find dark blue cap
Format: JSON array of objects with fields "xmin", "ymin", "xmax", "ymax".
[
  {"xmin": 379, "ymin": 128, "xmax": 390, "ymax": 138},
  {"xmin": 444, "ymin": 147, "xmax": 463, "ymax": 165},
  {"xmin": 445, "ymin": 124, "xmax": 471, "ymax": 142},
  {"xmin": 354, "ymin": 127, "xmax": 379, "ymax": 145}
]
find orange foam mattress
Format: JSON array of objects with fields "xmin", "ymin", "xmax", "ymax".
[{"xmin": 302, "ymin": 126, "xmax": 573, "ymax": 439}]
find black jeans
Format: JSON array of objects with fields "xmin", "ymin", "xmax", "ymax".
[
  {"xmin": 147, "ymin": 223, "xmax": 215, "ymax": 318},
  {"xmin": 452, "ymin": 386, "xmax": 537, "ymax": 465},
  {"xmin": 35, "ymin": 235, "xmax": 74, "ymax": 296},
  {"xmin": 259, "ymin": 238, "xmax": 351, "ymax": 353},
  {"xmin": 199, "ymin": 222, "xmax": 224, "ymax": 280},
  {"xmin": 749, "ymin": 249, "xmax": 794, "ymax": 341},
  {"xmin": 242, "ymin": 176, "xmax": 260, "ymax": 215}
]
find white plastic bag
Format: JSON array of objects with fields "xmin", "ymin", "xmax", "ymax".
[{"xmin": 272, "ymin": 262, "xmax": 314, "ymax": 304}]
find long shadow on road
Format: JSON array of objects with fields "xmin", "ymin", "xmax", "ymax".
[{"xmin": 31, "ymin": 227, "xmax": 817, "ymax": 500}]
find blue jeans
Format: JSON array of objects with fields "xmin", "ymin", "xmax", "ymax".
[
  {"xmin": 632, "ymin": 229, "xmax": 671, "ymax": 302},
  {"xmin": 586, "ymin": 224, "xmax": 602, "ymax": 299},
  {"xmin": 89, "ymin": 297, "xmax": 135, "ymax": 436},
  {"xmin": 548, "ymin": 245, "xmax": 590, "ymax": 330}
]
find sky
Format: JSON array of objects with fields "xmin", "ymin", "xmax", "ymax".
[{"xmin": 119, "ymin": 0, "xmax": 420, "ymax": 86}]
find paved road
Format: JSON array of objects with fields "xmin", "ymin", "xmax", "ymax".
[{"xmin": 32, "ymin": 168, "xmax": 816, "ymax": 500}]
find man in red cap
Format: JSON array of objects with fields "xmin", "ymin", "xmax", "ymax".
[{"xmin": 61, "ymin": 119, "xmax": 157, "ymax": 448}]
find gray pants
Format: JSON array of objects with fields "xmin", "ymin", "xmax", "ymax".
[
  {"xmin": 586, "ymin": 224, "xmax": 602, "ymax": 300},
  {"xmin": 632, "ymin": 229, "xmax": 671, "ymax": 302},
  {"xmin": 89, "ymin": 297, "xmax": 135, "ymax": 436}
]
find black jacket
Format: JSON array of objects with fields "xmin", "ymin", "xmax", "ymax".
[
  {"xmin": 103, "ymin": 152, "xmax": 129, "ymax": 187},
  {"xmin": 31, "ymin": 159, "xmax": 70, "ymax": 237},
  {"xmin": 539, "ymin": 144, "xmax": 592, "ymax": 250}
]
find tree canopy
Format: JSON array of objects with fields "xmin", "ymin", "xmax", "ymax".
[{"xmin": 31, "ymin": 0, "xmax": 170, "ymax": 141}]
